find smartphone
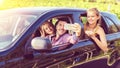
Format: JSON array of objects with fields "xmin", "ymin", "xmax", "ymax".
[{"xmin": 64, "ymin": 23, "xmax": 73, "ymax": 30}]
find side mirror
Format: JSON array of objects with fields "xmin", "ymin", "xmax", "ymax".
[{"xmin": 31, "ymin": 37, "xmax": 52, "ymax": 52}]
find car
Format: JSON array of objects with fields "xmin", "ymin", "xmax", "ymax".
[{"xmin": 0, "ymin": 7, "xmax": 120, "ymax": 68}]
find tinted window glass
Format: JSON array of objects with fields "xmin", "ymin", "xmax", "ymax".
[{"xmin": 105, "ymin": 17, "xmax": 118, "ymax": 33}]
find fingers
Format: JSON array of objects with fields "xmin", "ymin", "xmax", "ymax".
[
  {"xmin": 74, "ymin": 23, "xmax": 81, "ymax": 31},
  {"xmin": 85, "ymin": 31, "xmax": 95, "ymax": 37},
  {"xmin": 64, "ymin": 23, "xmax": 81, "ymax": 36},
  {"xmin": 73, "ymin": 23, "xmax": 81, "ymax": 36}
]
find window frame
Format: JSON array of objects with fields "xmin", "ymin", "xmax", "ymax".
[{"xmin": 103, "ymin": 16, "xmax": 119, "ymax": 33}]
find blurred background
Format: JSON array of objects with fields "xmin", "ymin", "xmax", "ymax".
[{"xmin": 0, "ymin": 0, "xmax": 120, "ymax": 19}]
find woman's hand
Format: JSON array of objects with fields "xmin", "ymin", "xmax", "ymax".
[
  {"xmin": 40, "ymin": 26, "xmax": 45, "ymax": 37},
  {"xmin": 85, "ymin": 30, "xmax": 95, "ymax": 38}
]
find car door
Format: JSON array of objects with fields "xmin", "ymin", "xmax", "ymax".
[
  {"xmin": 102, "ymin": 14, "xmax": 120, "ymax": 66},
  {"xmin": 0, "ymin": 15, "xmax": 37, "ymax": 68},
  {"xmin": 69, "ymin": 12, "xmax": 120, "ymax": 68}
]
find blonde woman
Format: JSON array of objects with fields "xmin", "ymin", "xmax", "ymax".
[
  {"xmin": 84, "ymin": 8, "xmax": 108, "ymax": 53},
  {"xmin": 40, "ymin": 21, "xmax": 55, "ymax": 37}
]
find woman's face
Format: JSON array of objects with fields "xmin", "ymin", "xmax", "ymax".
[
  {"xmin": 56, "ymin": 21, "xmax": 67, "ymax": 36},
  {"xmin": 43, "ymin": 23, "xmax": 54, "ymax": 35},
  {"xmin": 87, "ymin": 11, "xmax": 99, "ymax": 25}
]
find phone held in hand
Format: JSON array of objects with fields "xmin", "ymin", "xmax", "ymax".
[{"xmin": 64, "ymin": 23, "xmax": 73, "ymax": 30}]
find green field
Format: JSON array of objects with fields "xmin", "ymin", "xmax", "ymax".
[{"xmin": 0, "ymin": 0, "xmax": 120, "ymax": 19}]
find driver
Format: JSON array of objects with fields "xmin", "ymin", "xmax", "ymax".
[{"xmin": 50, "ymin": 18, "xmax": 81, "ymax": 50}]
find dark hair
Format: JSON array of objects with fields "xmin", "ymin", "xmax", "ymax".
[
  {"xmin": 55, "ymin": 18, "xmax": 70, "ymax": 33},
  {"xmin": 55, "ymin": 18, "xmax": 70, "ymax": 27}
]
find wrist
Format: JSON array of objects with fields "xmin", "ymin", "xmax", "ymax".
[{"xmin": 91, "ymin": 36, "xmax": 96, "ymax": 40}]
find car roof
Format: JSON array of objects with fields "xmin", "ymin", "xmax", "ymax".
[
  {"xmin": 0, "ymin": 7, "xmax": 86, "ymax": 14},
  {"xmin": 101, "ymin": 11, "xmax": 116, "ymax": 17},
  {"xmin": 0, "ymin": 7, "xmax": 114, "ymax": 17}
]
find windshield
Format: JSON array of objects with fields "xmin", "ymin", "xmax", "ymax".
[{"xmin": 0, "ymin": 13, "xmax": 37, "ymax": 50}]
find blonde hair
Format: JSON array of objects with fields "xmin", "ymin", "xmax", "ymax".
[
  {"xmin": 86, "ymin": 8, "xmax": 101, "ymax": 25},
  {"xmin": 40, "ymin": 21, "xmax": 55, "ymax": 37},
  {"xmin": 87, "ymin": 8, "xmax": 100, "ymax": 17}
]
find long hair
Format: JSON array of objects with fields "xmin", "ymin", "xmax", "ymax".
[{"xmin": 40, "ymin": 21, "xmax": 55, "ymax": 36}]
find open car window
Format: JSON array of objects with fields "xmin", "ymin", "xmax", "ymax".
[
  {"xmin": 31, "ymin": 14, "xmax": 76, "ymax": 52},
  {"xmin": 80, "ymin": 13, "xmax": 109, "ymax": 37}
]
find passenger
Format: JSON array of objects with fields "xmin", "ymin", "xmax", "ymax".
[
  {"xmin": 51, "ymin": 18, "xmax": 81, "ymax": 50},
  {"xmin": 30, "ymin": 21, "xmax": 55, "ymax": 52},
  {"xmin": 84, "ymin": 8, "xmax": 108, "ymax": 53},
  {"xmin": 39, "ymin": 21, "xmax": 55, "ymax": 37}
]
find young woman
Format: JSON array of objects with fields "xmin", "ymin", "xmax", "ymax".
[
  {"xmin": 84, "ymin": 8, "xmax": 108, "ymax": 53},
  {"xmin": 39, "ymin": 21, "xmax": 55, "ymax": 37}
]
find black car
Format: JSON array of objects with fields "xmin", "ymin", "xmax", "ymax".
[{"xmin": 0, "ymin": 7, "xmax": 120, "ymax": 68}]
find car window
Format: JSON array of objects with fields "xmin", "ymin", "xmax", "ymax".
[
  {"xmin": 0, "ymin": 14, "xmax": 37, "ymax": 50},
  {"xmin": 79, "ymin": 13, "xmax": 108, "ymax": 40},
  {"xmin": 31, "ymin": 14, "xmax": 76, "ymax": 52},
  {"xmin": 80, "ymin": 16, "xmax": 87, "ymax": 25},
  {"xmin": 104, "ymin": 17, "xmax": 118, "ymax": 33},
  {"xmin": 36, "ymin": 15, "xmax": 74, "ymax": 37}
]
